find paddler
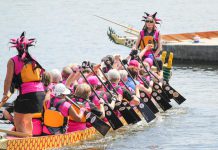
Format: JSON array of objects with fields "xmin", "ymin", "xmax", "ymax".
[
  {"xmin": 67, "ymin": 83, "xmax": 105, "ymax": 132},
  {"xmin": 107, "ymin": 69, "xmax": 140, "ymax": 105},
  {"xmin": 42, "ymin": 83, "xmax": 86, "ymax": 135},
  {"xmin": 1, "ymin": 32, "xmax": 45, "ymax": 135}
]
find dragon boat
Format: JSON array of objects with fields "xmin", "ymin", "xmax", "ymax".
[
  {"xmin": 107, "ymin": 27, "xmax": 218, "ymax": 49},
  {"xmin": 0, "ymin": 113, "xmax": 138, "ymax": 150},
  {"xmin": 0, "ymin": 126, "xmax": 97, "ymax": 150}
]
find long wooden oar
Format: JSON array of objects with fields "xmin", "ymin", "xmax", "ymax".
[
  {"xmin": 65, "ymin": 96, "xmax": 111, "ymax": 136},
  {"xmin": 94, "ymin": 15, "xmax": 140, "ymax": 34},
  {"xmin": 79, "ymin": 71, "xmax": 124, "ymax": 130},
  {"xmin": 0, "ymin": 129, "xmax": 32, "ymax": 137}
]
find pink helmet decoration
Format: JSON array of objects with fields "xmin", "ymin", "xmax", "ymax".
[
  {"xmin": 142, "ymin": 12, "xmax": 161, "ymax": 24},
  {"xmin": 9, "ymin": 32, "xmax": 36, "ymax": 59}
]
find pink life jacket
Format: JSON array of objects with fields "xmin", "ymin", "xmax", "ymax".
[{"xmin": 11, "ymin": 55, "xmax": 44, "ymax": 95}]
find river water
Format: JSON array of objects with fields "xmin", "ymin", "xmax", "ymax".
[{"xmin": 0, "ymin": 0, "xmax": 218, "ymax": 149}]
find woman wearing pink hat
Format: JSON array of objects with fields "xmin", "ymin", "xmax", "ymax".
[{"xmin": 87, "ymin": 76, "xmax": 107, "ymax": 110}]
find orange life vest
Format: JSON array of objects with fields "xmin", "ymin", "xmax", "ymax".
[
  {"xmin": 139, "ymin": 30, "xmax": 159, "ymax": 50},
  {"xmin": 43, "ymin": 97, "xmax": 68, "ymax": 133}
]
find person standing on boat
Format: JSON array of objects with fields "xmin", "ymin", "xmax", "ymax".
[
  {"xmin": 132, "ymin": 12, "xmax": 163, "ymax": 71},
  {"xmin": 1, "ymin": 32, "xmax": 45, "ymax": 135}
]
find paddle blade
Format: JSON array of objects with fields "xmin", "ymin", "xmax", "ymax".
[
  {"xmin": 115, "ymin": 101, "xmax": 138, "ymax": 124},
  {"xmin": 153, "ymin": 82, "xmax": 171, "ymax": 102},
  {"xmin": 86, "ymin": 112, "xmax": 111, "ymax": 136},
  {"xmin": 140, "ymin": 91, "xmax": 159, "ymax": 114},
  {"xmin": 122, "ymin": 101, "xmax": 141, "ymax": 123},
  {"xmin": 151, "ymin": 91, "xmax": 172, "ymax": 111},
  {"xmin": 163, "ymin": 82, "xmax": 186, "ymax": 105},
  {"xmin": 104, "ymin": 104, "xmax": 123, "ymax": 130},
  {"xmin": 137, "ymin": 101, "xmax": 156, "ymax": 123}
]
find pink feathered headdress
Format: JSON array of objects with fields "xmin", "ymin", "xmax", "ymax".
[
  {"xmin": 142, "ymin": 12, "xmax": 161, "ymax": 24},
  {"xmin": 9, "ymin": 32, "xmax": 36, "ymax": 59}
]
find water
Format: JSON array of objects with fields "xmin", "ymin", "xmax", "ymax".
[{"xmin": 0, "ymin": 0, "xmax": 218, "ymax": 149}]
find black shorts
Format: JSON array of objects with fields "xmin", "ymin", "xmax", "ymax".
[{"xmin": 14, "ymin": 92, "xmax": 45, "ymax": 114}]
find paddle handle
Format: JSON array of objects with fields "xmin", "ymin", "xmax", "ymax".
[
  {"xmin": 98, "ymin": 68, "xmax": 119, "ymax": 96},
  {"xmin": 137, "ymin": 56, "xmax": 160, "ymax": 81},
  {"xmin": 65, "ymin": 96, "xmax": 80, "ymax": 109},
  {"xmin": 0, "ymin": 129, "xmax": 32, "ymax": 137},
  {"xmin": 118, "ymin": 58, "xmax": 137, "ymax": 85},
  {"xmin": 87, "ymin": 65, "xmax": 113, "ymax": 97},
  {"xmin": 79, "ymin": 70, "xmax": 102, "ymax": 100}
]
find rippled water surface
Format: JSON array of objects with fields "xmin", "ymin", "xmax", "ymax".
[{"xmin": 0, "ymin": 0, "xmax": 218, "ymax": 149}]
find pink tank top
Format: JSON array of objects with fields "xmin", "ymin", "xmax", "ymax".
[{"xmin": 11, "ymin": 55, "xmax": 44, "ymax": 95}]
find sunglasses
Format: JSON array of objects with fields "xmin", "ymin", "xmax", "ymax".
[{"xmin": 146, "ymin": 20, "xmax": 154, "ymax": 23}]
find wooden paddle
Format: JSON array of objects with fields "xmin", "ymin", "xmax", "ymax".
[
  {"xmin": 132, "ymin": 58, "xmax": 172, "ymax": 111},
  {"xmin": 119, "ymin": 75, "xmax": 156, "ymax": 122},
  {"xmin": 65, "ymin": 96, "xmax": 111, "ymax": 136},
  {"xmin": 162, "ymin": 80, "xmax": 186, "ymax": 104},
  {"xmin": 98, "ymin": 67, "xmax": 142, "ymax": 123},
  {"xmin": 87, "ymin": 64, "xmax": 139, "ymax": 124},
  {"xmin": 79, "ymin": 71, "xmax": 124, "ymax": 130},
  {"xmin": 118, "ymin": 63, "xmax": 159, "ymax": 114},
  {"xmin": 138, "ymin": 56, "xmax": 186, "ymax": 105},
  {"xmin": 118, "ymin": 59, "xmax": 159, "ymax": 119},
  {"xmin": 0, "ymin": 129, "xmax": 32, "ymax": 137}
]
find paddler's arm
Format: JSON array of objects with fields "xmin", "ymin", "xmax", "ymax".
[
  {"xmin": 69, "ymin": 106, "xmax": 86, "ymax": 122},
  {"xmin": 136, "ymin": 84, "xmax": 152, "ymax": 95},
  {"xmin": 99, "ymin": 99, "xmax": 105, "ymax": 119},
  {"xmin": 154, "ymin": 33, "xmax": 162, "ymax": 57},
  {"xmin": 1, "ymin": 59, "xmax": 14, "ymax": 102},
  {"xmin": 139, "ymin": 45, "xmax": 153, "ymax": 60},
  {"xmin": 132, "ymin": 34, "xmax": 141, "ymax": 50},
  {"xmin": 65, "ymin": 69, "xmax": 81, "ymax": 89},
  {"xmin": 44, "ymin": 90, "xmax": 51, "ymax": 102},
  {"xmin": 123, "ymin": 89, "xmax": 140, "ymax": 106}
]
